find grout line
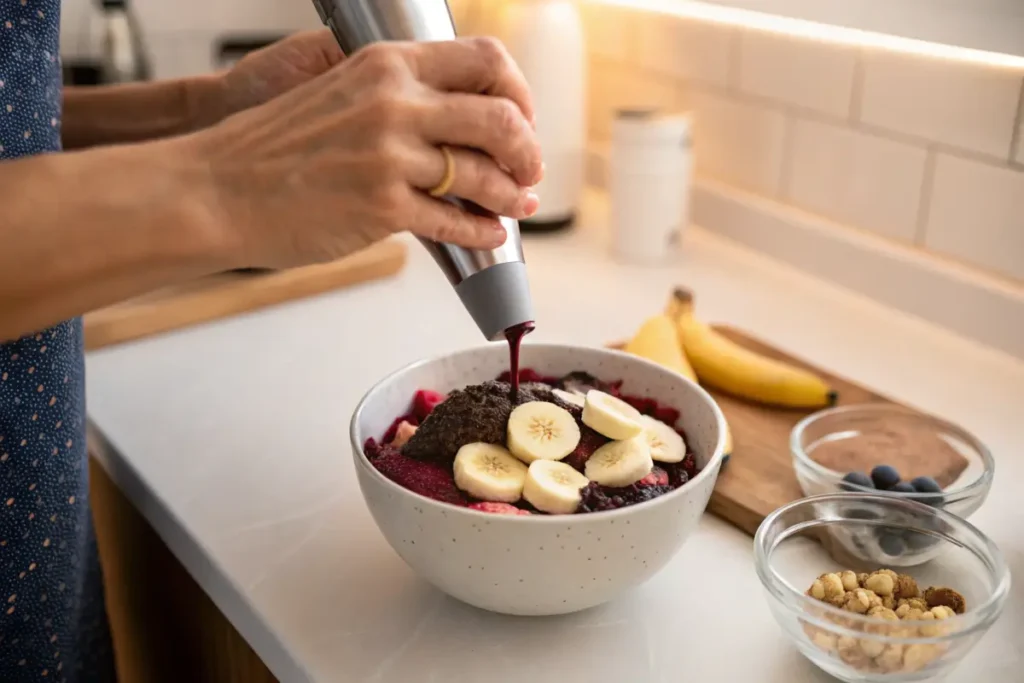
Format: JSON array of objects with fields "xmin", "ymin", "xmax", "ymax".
[
  {"xmin": 913, "ymin": 148, "xmax": 938, "ymax": 246},
  {"xmin": 1009, "ymin": 77, "xmax": 1024, "ymax": 165},
  {"xmin": 848, "ymin": 48, "xmax": 866, "ymax": 124},
  {"xmin": 776, "ymin": 113, "xmax": 797, "ymax": 200}
]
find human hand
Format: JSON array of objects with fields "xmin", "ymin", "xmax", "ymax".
[
  {"xmin": 209, "ymin": 30, "xmax": 346, "ymax": 123},
  {"xmin": 183, "ymin": 37, "xmax": 543, "ymax": 269}
]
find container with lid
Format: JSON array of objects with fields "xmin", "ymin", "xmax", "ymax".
[{"xmin": 609, "ymin": 109, "xmax": 693, "ymax": 265}]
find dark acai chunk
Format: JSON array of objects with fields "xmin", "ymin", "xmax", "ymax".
[{"xmin": 402, "ymin": 380, "xmax": 557, "ymax": 464}]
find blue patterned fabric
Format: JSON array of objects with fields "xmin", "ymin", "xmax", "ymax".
[{"xmin": 0, "ymin": 1, "xmax": 117, "ymax": 681}]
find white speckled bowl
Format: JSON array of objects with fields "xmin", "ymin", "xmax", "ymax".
[{"xmin": 350, "ymin": 343, "xmax": 727, "ymax": 616}]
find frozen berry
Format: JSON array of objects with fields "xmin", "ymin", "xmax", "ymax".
[
  {"xmin": 621, "ymin": 394, "xmax": 657, "ymax": 417},
  {"xmin": 412, "ymin": 390, "xmax": 446, "ymax": 422},
  {"xmin": 871, "ymin": 465, "xmax": 901, "ymax": 490},
  {"xmin": 910, "ymin": 476, "xmax": 941, "ymax": 493},
  {"xmin": 372, "ymin": 447, "xmax": 467, "ymax": 506},
  {"xmin": 841, "ymin": 471, "xmax": 874, "ymax": 491},
  {"xmin": 468, "ymin": 502, "xmax": 532, "ymax": 516},
  {"xmin": 890, "ymin": 482, "xmax": 916, "ymax": 494},
  {"xmin": 638, "ymin": 466, "xmax": 669, "ymax": 487},
  {"xmin": 652, "ymin": 405, "xmax": 680, "ymax": 427},
  {"xmin": 563, "ymin": 426, "xmax": 609, "ymax": 472},
  {"xmin": 877, "ymin": 532, "xmax": 907, "ymax": 556}
]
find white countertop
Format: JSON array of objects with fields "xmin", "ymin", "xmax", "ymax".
[{"xmin": 86, "ymin": 192, "xmax": 1024, "ymax": 683}]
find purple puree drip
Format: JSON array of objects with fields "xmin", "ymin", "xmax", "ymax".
[{"xmin": 505, "ymin": 321, "xmax": 536, "ymax": 400}]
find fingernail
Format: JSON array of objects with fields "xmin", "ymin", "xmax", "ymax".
[{"xmin": 522, "ymin": 192, "xmax": 540, "ymax": 217}]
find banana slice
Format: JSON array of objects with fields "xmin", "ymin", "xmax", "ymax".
[
  {"xmin": 507, "ymin": 401, "xmax": 581, "ymax": 464},
  {"xmin": 523, "ymin": 460, "xmax": 590, "ymax": 515},
  {"xmin": 585, "ymin": 435, "xmax": 654, "ymax": 487},
  {"xmin": 640, "ymin": 415, "xmax": 686, "ymax": 463},
  {"xmin": 552, "ymin": 388, "xmax": 586, "ymax": 408},
  {"xmin": 453, "ymin": 443, "xmax": 529, "ymax": 503},
  {"xmin": 581, "ymin": 390, "xmax": 644, "ymax": 440}
]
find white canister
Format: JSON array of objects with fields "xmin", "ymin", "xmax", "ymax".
[{"xmin": 610, "ymin": 110, "xmax": 693, "ymax": 264}]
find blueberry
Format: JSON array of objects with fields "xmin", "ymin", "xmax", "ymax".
[
  {"xmin": 878, "ymin": 532, "xmax": 907, "ymax": 556},
  {"xmin": 871, "ymin": 465, "xmax": 901, "ymax": 490},
  {"xmin": 841, "ymin": 471, "xmax": 874, "ymax": 491},
  {"xmin": 890, "ymin": 482, "xmax": 916, "ymax": 494},
  {"xmin": 910, "ymin": 476, "xmax": 942, "ymax": 493},
  {"xmin": 905, "ymin": 529, "xmax": 940, "ymax": 550}
]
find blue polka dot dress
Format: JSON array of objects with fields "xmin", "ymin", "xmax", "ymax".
[{"xmin": 0, "ymin": 1, "xmax": 117, "ymax": 681}]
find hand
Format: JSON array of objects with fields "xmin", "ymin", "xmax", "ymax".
[
  {"xmin": 183, "ymin": 38, "xmax": 544, "ymax": 269},
  {"xmin": 209, "ymin": 31, "xmax": 346, "ymax": 122}
]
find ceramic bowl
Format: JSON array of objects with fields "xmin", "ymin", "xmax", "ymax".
[{"xmin": 350, "ymin": 343, "xmax": 727, "ymax": 616}]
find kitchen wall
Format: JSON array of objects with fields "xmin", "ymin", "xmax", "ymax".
[{"xmin": 57, "ymin": 0, "xmax": 1024, "ymax": 358}]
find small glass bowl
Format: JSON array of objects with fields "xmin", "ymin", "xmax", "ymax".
[
  {"xmin": 791, "ymin": 405, "xmax": 994, "ymax": 567},
  {"xmin": 754, "ymin": 493, "xmax": 1010, "ymax": 683}
]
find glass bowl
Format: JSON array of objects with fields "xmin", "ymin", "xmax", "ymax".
[
  {"xmin": 754, "ymin": 493, "xmax": 1010, "ymax": 683},
  {"xmin": 791, "ymin": 405, "xmax": 994, "ymax": 567}
]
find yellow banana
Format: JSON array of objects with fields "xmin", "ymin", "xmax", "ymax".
[
  {"xmin": 667, "ymin": 288, "xmax": 837, "ymax": 409},
  {"xmin": 623, "ymin": 313, "xmax": 733, "ymax": 462},
  {"xmin": 624, "ymin": 314, "xmax": 698, "ymax": 383}
]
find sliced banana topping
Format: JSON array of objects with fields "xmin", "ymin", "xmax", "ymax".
[
  {"xmin": 453, "ymin": 443, "xmax": 529, "ymax": 503},
  {"xmin": 581, "ymin": 390, "xmax": 644, "ymax": 440},
  {"xmin": 507, "ymin": 401, "xmax": 581, "ymax": 464},
  {"xmin": 585, "ymin": 435, "xmax": 654, "ymax": 487},
  {"xmin": 552, "ymin": 388, "xmax": 586, "ymax": 408},
  {"xmin": 639, "ymin": 415, "xmax": 686, "ymax": 463},
  {"xmin": 522, "ymin": 460, "xmax": 590, "ymax": 515}
]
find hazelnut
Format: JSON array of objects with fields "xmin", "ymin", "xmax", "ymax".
[
  {"xmin": 839, "ymin": 645, "xmax": 871, "ymax": 668},
  {"xmin": 902, "ymin": 607, "xmax": 926, "ymax": 621},
  {"xmin": 819, "ymin": 573, "xmax": 846, "ymax": 599},
  {"xmin": 856, "ymin": 572, "xmax": 870, "ymax": 587},
  {"xmin": 898, "ymin": 597, "xmax": 929, "ymax": 612},
  {"xmin": 811, "ymin": 630, "xmax": 838, "ymax": 653},
  {"xmin": 902, "ymin": 643, "xmax": 939, "ymax": 672},
  {"xmin": 864, "ymin": 572, "xmax": 895, "ymax": 597},
  {"xmin": 930, "ymin": 605, "xmax": 956, "ymax": 620},
  {"xmin": 859, "ymin": 637, "xmax": 886, "ymax": 659},
  {"xmin": 894, "ymin": 573, "xmax": 920, "ymax": 600},
  {"xmin": 837, "ymin": 635, "xmax": 859, "ymax": 653},
  {"xmin": 881, "ymin": 595, "xmax": 896, "ymax": 610},
  {"xmin": 924, "ymin": 586, "xmax": 966, "ymax": 614},
  {"xmin": 840, "ymin": 570, "xmax": 859, "ymax": 592},
  {"xmin": 867, "ymin": 606, "xmax": 899, "ymax": 621},
  {"xmin": 875, "ymin": 645, "xmax": 904, "ymax": 673},
  {"xmin": 841, "ymin": 588, "xmax": 877, "ymax": 614}
]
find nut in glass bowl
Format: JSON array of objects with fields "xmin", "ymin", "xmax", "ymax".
[
  {"xmin": 754, "ymin": 493, "xmax": 1010, "ymax": 683},
  {"xmin": 791, "ymin": 405, "xmax": 994, "ymax": 568}
]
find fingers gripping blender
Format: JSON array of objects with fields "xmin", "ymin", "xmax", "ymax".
[{"xmin": 309, "ymin": 0, "xmax": 536, "ymax": 345}]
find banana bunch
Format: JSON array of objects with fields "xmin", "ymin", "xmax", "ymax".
[
  {"xmin": 619, "ymin": 288, "xmax": 839, "ymax": 462},
  {"xmin": 665, "ymin": 288, "xmax": 837, "ymax": 409},
  {"xmin": 622, "ymin": 311, "xmax": 734, "ymax": 459}
]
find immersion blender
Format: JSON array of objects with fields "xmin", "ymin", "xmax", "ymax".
[{"xmin": 309, "ymin": 0, "xmax": 536, "ymax": 343}]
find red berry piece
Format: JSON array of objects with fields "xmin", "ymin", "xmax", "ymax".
[
  {"xmin": 638, "ymin": 466, "xmax": 670, "ymax": 487},
  {"xmin": 382, "ymin": 413, "xmax": 418, "ymax": 443},
  {"xmin": 372, "ymin": 448, "xmax": 468, "ymax": 506},
  {"xmin": 651, "ymin": 405, "xmax": 680, "ymax": 427},
  {"xmin": 563, "ymin": 426, "xmax": 610, "ymax": 472},
  {"xmin": 468, "ymin": 502, "xmax": 532, "ymax": 516},
  {"xmin": 412, "ymin": 390, "xmax": 446, "ymax": 422}
]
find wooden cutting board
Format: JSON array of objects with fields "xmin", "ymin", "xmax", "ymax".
[
  {"xmin": 84, "ymin": 239, "xmax": 407, "ymax": 351},
  {"xmin": 612, "ymin": 326, "xmax": 966, "ymax": 536}
]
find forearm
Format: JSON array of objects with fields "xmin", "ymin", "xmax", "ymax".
[
  {"xmin": 0, "ymin": 140, "xmax": 239, "ymax": 341},
  {"xmin": 62, "ymin": 75, "xmax": 225, "ymax": 149}
]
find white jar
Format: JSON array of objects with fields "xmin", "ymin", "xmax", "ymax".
[
  {"xmin": 501, "ymin": 0, "xmax": 586, "ymax": 231},
  {"xmin": 610, "ymin": 110, "xmax": 693, "ymax": 264}
]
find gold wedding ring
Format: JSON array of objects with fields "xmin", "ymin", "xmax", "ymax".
[{"xmin": 428, "ymin": 145, "xmax": 456, "ymax": 198}]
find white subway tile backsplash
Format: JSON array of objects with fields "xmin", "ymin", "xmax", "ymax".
[
  {"xmin": 580, "ymin": 1, "xmax": 632, "ymax": 62},
  {"xmin": 785, "ymin": 118, "xmax": 927, "ymax": 243},
  {"xmin": 859, "ymin": 50, "xmax": 1023, "ymax": 159},
  {"xmin": 686, "ymin": 88, "xmax": 787, "ymax": 197},
  {"xmin": 588, "ymin": 60, "xmax": 680, "ymax": 141},
  {"xmin": 632, "ymin": 11, "xmax": 734, "ymax": 87},
  {"xmin": 924, "ymin": 154, "xmax": 1024, "ymax": 281},
  {"xmin": 735, "ymin": 29, "xmax": 857, "ymax": 118}
]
